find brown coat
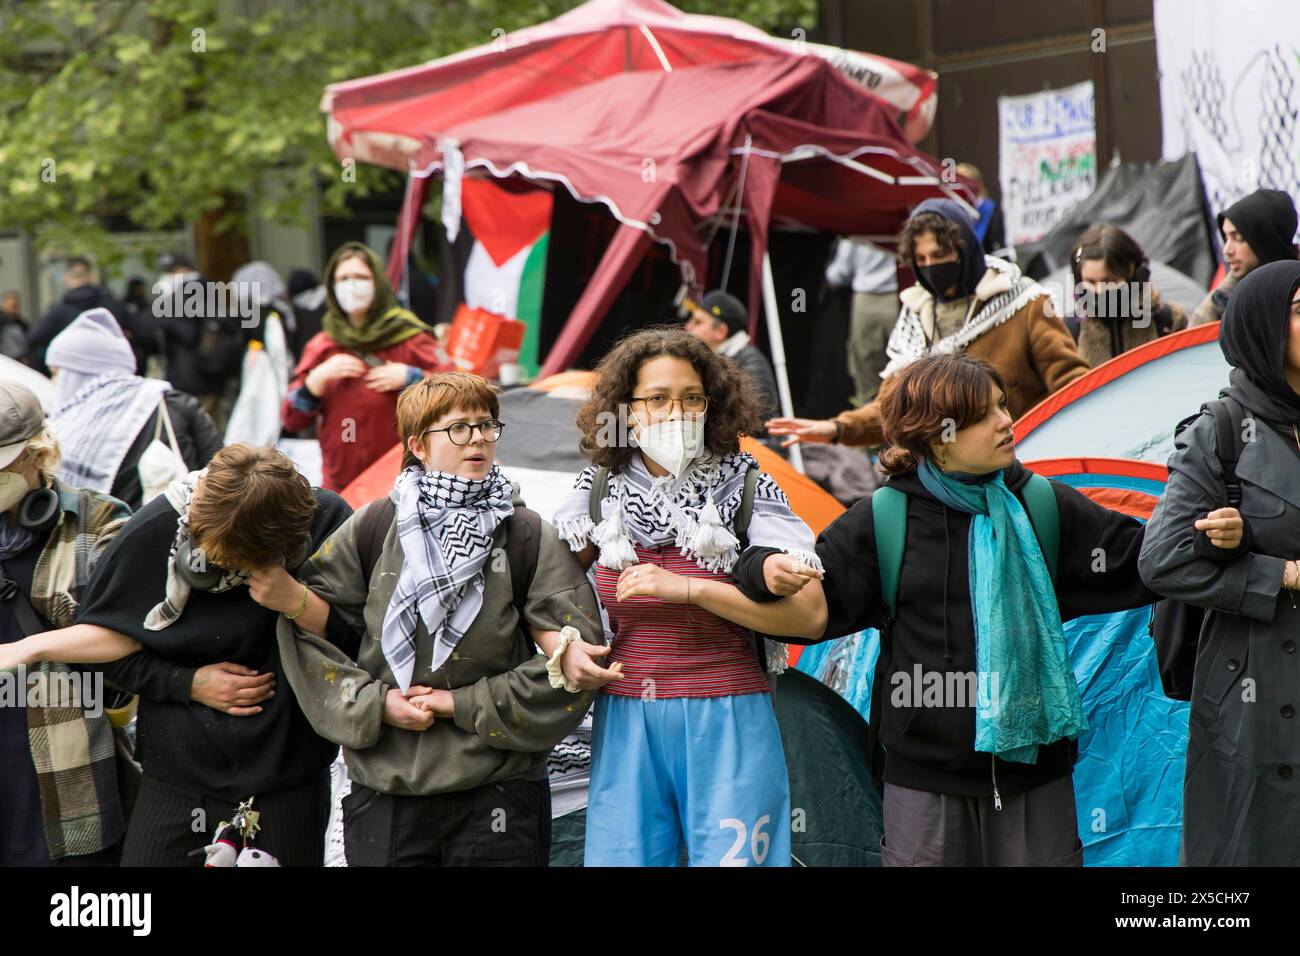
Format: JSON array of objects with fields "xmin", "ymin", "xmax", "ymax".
[
  {"xmin": 835, "ymin": 288, "xmax": 1089, "ymax": 446},
  {"xmin": 1075, "ymin": 285, "xmax": 1189, "ymax": 368}
]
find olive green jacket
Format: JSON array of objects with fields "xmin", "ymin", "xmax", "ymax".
[{"xmin": 276, "ymin": 492, "xmax": 602, "ymax": 796}]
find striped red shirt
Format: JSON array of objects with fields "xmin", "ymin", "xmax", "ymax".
[{"xmin": 593, "ymin": 544, "xmax": 769, "ymax": 699}]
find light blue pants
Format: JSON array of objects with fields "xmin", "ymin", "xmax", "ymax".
[{"xmin": 584, "ymin": 692, "xmax": 791, "ymax": 867}]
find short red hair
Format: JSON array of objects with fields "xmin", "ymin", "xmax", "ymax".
[{"xmin": 397, "ymin": 371, "xmax": 501, "ymax": 470}]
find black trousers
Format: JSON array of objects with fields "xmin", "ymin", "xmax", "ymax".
[
  {"xmin": 121, "ymin": 770, "xmax": 330, "ymax": 867},
  {"xmin": 344, "ymin": 775, "xmax": 551, "ymax": 867},
  {"xmin": 880, "ymin": 774, "xmax": 1084, "ymax": 867}
]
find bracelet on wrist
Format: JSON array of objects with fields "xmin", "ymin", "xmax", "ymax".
[{"xmin": 284, "ymin": 583, "xmax": 310, "ymax": 621}]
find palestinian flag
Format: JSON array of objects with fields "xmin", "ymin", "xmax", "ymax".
[{"xmin": 459, "ymin": 178, "xmax": 552, "ymax": 378}]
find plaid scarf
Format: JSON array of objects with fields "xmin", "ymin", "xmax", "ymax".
[
  {"xmin": 381, "ymin": 464, "xmax": 514, "ymax": 693},
  {"xmin": 144, "ymin": 470, "xmax": 251, "ymax": 631},
  {"xmin": 51, "ymin": 374, "xmax": 170, "ymax": 494},
  {"xmin": 24, "ymin": 481, "xmax": 132, "ymax": 859}
]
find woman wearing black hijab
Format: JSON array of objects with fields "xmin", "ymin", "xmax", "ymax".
[{"xmin": 1139, "ymin": 259, "xmax": 1300, "ymax": 865}]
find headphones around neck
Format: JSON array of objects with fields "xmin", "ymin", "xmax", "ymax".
[
  {"xmin": 174, "ymin": 537, "xmax": 314, "ymax": 591},
  {"xmin": 16, "ymin": 487, "xmax": 60, "ymax": 535}
]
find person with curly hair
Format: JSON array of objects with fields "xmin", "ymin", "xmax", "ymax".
[
  {"xmin": 767, "ymin": 199, "xmax": 1089, "ymax": 450},
  {"xmin": 552, "ymin": 327, "xmax": 826, "ymax": 867}
]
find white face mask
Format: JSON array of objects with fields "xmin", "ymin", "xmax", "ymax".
[
  {"xmin": 633, "ymin": 416, "xmax": 706, "ymax": 477},
  {"xmin": 0, "ymin": 469, "xmax": 30, "ymax": 513},
  {"xmin": 334, "ymin": 278, "xmax": 375, "ymax": 314}
]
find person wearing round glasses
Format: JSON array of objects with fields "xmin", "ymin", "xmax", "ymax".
[
  {"xmin": 553, "ymin": 327, "xmax": 826, "ymax": 867},
  {"xmin": 274, "ymin": 371, "xmax": 613, "ymax": 866}
]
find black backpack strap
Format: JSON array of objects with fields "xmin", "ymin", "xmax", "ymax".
[
  {"xmin": 1207, "ymin": 397, "xmax": 1245, "ymax": 507},
  {"xmin": 504, "ymin": 507, "xmax": 543, "ymax": 620},
  {"xmin": 0, "ymin": 564, "xmax": 46, "ymax": 636},
  {"xmin": 357, "ymin": 497, "xmax": 396, "ymax": 582},
  {"xmin": 588, "ymin": 466, "xmax": 610, "ymax": 525},
  {"xmin": 734, "ymin": 462, "xmax": 761, "ymax": 549}
]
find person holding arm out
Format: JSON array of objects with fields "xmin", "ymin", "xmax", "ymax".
[
  {"xmin": 733, "ymin": 353, "xmax": 1160, "ymax": 866},
  {"xmin": 29, "ymin": 445, "xmax": 356, "ymax": 866}
]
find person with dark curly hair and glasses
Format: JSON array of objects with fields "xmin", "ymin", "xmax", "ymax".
[{"xmin": 552, "ymin": 327, "xmax": 826, "ymax": 867}]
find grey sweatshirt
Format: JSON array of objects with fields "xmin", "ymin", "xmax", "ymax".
[{"xmin": 276, "ymin": 491, "xmax": 603, "ymax": 796}]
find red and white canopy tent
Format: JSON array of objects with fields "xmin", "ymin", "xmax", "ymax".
[
  {"xmin": 323, "ymin": 0, "xmax": 941, "ymax": 167},
  {"xmin": 321, "ymin": 0, "xmax": 975, "ymax": 469}
]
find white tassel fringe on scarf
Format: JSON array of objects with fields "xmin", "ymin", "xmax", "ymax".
[{"xmin": 553, "ymin": 452, "xmax": 824, "ymax": 675}]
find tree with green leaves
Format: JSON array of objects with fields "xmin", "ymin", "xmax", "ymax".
[{"xmin": 0, "ymin": 0, "xmax": 815, "ymax": 277}]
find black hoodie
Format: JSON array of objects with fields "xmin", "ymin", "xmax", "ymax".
[
  {"xmin": 908, "ymin": 197, "xmax": 987, "ymax": 302},
  {"xmin": 1217, "ymin": 189, "xmax": 1299, "ymax": 267},
  {"xmin": 1219, "ymin": 259, "xmax": 1300, "ymax": 427},
  {"xmin": 733, "ymin": 460, "xmax": 1156, "ymax": 798}
]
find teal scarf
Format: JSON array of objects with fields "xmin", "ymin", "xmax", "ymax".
[{"xmin": 917, "ymin": 459, "xmax": 1087, "ymax": 763}]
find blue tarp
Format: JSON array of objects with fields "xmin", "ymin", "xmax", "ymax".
[{"xmin": 797, "ymin": 610, "xmax": 1190, "ymax": 866}]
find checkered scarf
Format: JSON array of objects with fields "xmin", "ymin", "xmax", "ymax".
[
  {"xmin": 51, "ymin": 374, "xmax": 170, "ymax": 494},
  {"xmin": 25, "ymin": 482, "xmax": 132, "ymax": 859},
  {"xmin": 554, "ymin": 452, "xmax": 822, "ymax": 575},
  {"xmin": 554, "ymin": 452, "xmax": 823, "ymax": 677},
  {"xmin": 144, "ymin": 470, "xmax": 251, "ymax": 631},
  {"xmin": 381, "ymin": 464, "xmax": 514, "ymax": 693}
]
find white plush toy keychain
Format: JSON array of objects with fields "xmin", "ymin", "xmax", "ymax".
[{"xmin": 201, "ymin": 796, "xmax": 281, "ymax": 867}]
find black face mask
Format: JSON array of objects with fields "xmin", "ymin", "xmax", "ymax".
[
  {"xmin": 1075, "ymin": 279, "xmax": 1150, "ymax": 323},
  {"xmin": 917, "ymin": 261, "xmax": 964, "ymax": 300}
]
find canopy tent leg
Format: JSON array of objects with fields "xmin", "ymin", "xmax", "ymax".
[
  {"xmin": 762, "ymin": 250, "xmax": 803, "ymax": 474},
  {"xmin": 538, "ymin": 222, "xmax": 654, "ymax": 377},
  {"xmin": 386, "ymin": 174, "xmax": 429, "ymax": 300}
]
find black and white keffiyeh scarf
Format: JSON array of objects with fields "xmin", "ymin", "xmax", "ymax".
[
  {"xmin": 553, "ymin": 452, "xmax": 823, "ymax": 675},
  {"xmin": 145, "ymin": 469, "xmax": 252, "ymax": 631},
  {"xmin": 382, "ymin": 463, "xmax": 515, "ymax": 693},
  {"xmin": 881, "ymin": 256, "xmax": 1043, "ymax": 379},
  {"xmin": 52, "ymin": 373, "xmax": 171, "ymax": 494}
]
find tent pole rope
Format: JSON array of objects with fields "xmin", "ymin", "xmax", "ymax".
[
  {"xmin": 720, "ymin": 134, "xmax": 752, "ymax": 292},
  {"xmin": 702, "ymin": 174, "xmax": 743, "ymax": 252}
]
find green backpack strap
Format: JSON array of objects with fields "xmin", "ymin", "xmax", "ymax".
[
  {"xmin": 588, "ymin": 466, "xmax": 611, "ymax": 525},
  {"xmin": 871, "ymin": 474, "xmax": 1060, "ymax": 616},
  {"xmin": 870, "ymin": 486, "xmax": 909, "ymax": 620},
  {"xmin": 1020, "ymin": 472, "xmax": 1060, "ymax": 585}
]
